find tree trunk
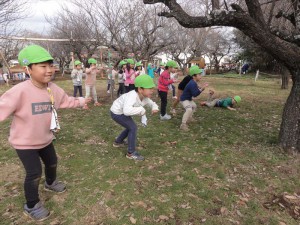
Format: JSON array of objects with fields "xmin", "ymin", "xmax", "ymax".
[
  {"xmin": 281, "ymin": 67, "xmax": 289, "ymax": 89},
  {"xmin": 279, "ymin": 69, "xmax": 300, "ymax": 152}
]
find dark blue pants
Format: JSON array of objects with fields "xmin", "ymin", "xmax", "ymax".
[
  {"xmin": 16, "ymin": 143, "xmax": 57, "ymax": 208},
  {"xmin": 73, "ymin": 85, "xmax": 83, "ymax": 97},
  {"xmin": 111, "ymin": 111, "xmax": 137, "ymax": 154}
]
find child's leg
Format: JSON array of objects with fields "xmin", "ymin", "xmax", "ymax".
[
  {"xmin": 181, "ymin": 100, "xmax": 193, "ymax": 124},
  {"xmin": 39, "ymin": 143, "xmax": 57, "ymax": 185},
  {"xmin": 85, "ymin": 85, "xmax": 91, "ymax": 98},
  {"xmin": 16, "ymin": 149, "xmax": 42, "ymax": 208},
  {"xmin": 120, "ymin": 83, "xmax": 125, "ymax": 95},
  {"xmin": 172, "ymin": 89, "xmax": 182, "ymax": 109},
  {"xmin": 91, "ymin": 85, "xmax": 98, "ymax": 103},
  {"xmin": 205, "ymin": 99, "xmax": 219, "ymax": 107},
  {"xmin": 111, "ymin": 112, "xmax": 137, "ymax": 154},
  {"xmin": 73, "ymin": 86, "xmax": 78, "ymax": 97},
  {"xmin": 107, "ymin": 83, "xmax": 111, "ymax": 91},
  {"xmin": 172, "ymin": 85, "xmax": 176, "ymax": 97},
  {"xmin": 158, "ymin": 91, "xmax": 168, "ymax": 116},
  {"xmin": 78, "ymin": 86, "xmax": 83, "ymax": 97}
]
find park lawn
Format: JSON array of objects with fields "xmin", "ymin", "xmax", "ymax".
[{"xmin": 0, "ymin": 74, "xmax": 299, "ymax": 225}]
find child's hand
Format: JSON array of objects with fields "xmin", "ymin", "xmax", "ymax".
[
  {"xmin": 85, "ymin": 97, "xmax": 92, "ymax": 104},
  {"xmin": 173, "ymin": 79, "xmax": 179, "ymax": 83},
  {"xmin": 204, "ymin": 82, "xmax": 209, "ymax": 87},
  {"xmin": 152, "ymin": 110, "xmax": 159, "ymax": 115}
]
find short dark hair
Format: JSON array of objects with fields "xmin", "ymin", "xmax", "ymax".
[{"xmin": 135, "ymin": 87, "xmax": 144, "ymax": 92}]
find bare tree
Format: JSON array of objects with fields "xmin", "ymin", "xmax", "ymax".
[
  {"xmin": 0, "ymin": 0, "xmax": 28, "ymax": 37},
  {"xmin": 143, "ymin": 0, "xmax": 300, "ymax": 152},
  {"xmin": 46, "ymin": 4, "xmax": 107, "ymax": 67},
  {"xmin": 206, "ymin": 30, "xmax": 232, "ymax": 73}
]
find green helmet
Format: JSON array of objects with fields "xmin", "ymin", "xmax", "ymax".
[
  {"xmin": 88, "ymin": 58, "xmax": 97, "ymax": 64},
  {"xmin": 126, "ymin": 58, "xmax": 135, "ymax": 65},
  {"xmin": 119, "ymin": 60, "xmax": 127, "ymax": 66},
  {"xmin": 189, "ymin": 65, "xmax": 202, "ymax": 76},
  {"xmin": 18, "ymin": 45, "xmax": 53, "ymax": 66},
  {"xmin": 136, "ymin": 62, "xmax": 142, "ymax": 67},
  {"xmin": 234, "ymin": 96, "xmax": 241, "ymax": 103},
  {"xmin": 74, "ymin": 60, "xmax": 82, "ymax": 66},
  {"xmin": 134, "ymin": 74, "xmax": 155, "ymax": 88},
  {"xmin": 166, "ymin": 60, "xmax": 178, "ymax": 68}
]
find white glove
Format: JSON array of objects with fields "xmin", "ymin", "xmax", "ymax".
[{"xmin": 141, "ymin": 115, "xmax": 148, "ymax": 127}]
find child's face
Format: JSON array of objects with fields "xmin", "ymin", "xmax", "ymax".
[
  {"xmin": 122, "ymin": 65, "xmax": 126, "ymax": 70},
  {"xmin": 91, "ymin": 64, "xmax": 96, "ymax": 68},
  {"xmin": 232, "ymin": 99, "xmax": 236, "ymax": 105},
  {"xmin": 76, "ymin": 64, "xmax": 81, "ymax": 70},
  {"xmin": 196, "ymin": 74, "xmax": 202, "ymax": 81},
  {"xmin": 170, "ymin": 67, "xmax": 176, "ymax": 73},
  {"xmin": 140, "ymin": 88, "xmax": 154, "ymax": 98},
  {"xmin": 130, "ymin": 64, "xmax": 134, "ymax": 69},
  {"xmin": 26, "ymin": 62, "xmax": 54, "ymax": 84}
]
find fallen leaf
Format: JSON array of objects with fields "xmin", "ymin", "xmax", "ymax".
[
  {"xmin": 130, "ymin": 217, "xmax": 137, "ymax": 224},
  {"xmin": 159, "ymin": 215, "xmax": 169, "ymax": 220}
]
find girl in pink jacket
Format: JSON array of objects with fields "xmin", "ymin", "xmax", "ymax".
[
  {"xmin": 124, "ymin": 58, "xmax": 137, "ymax": 93},
  {"xmin": 0, "ymin": 45, "xmax": 90, "ymax": 221}
]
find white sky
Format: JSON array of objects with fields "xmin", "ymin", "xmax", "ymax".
[{"xmin": 21, "ymin": 0, "xmax": 70, "ymax": 33}]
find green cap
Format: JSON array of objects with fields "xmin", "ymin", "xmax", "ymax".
[
  {"xmin": 88, "ymin": 58, "xmax": 97, "ymax": 64},
  {"xmin": 166, "ymin": 60, "xmax": 178, "ymax": 68},
  {"xmin": 126, "ymin": 58, "xmax": 135, "ymax": 65},
  {"xmin": 136, "ymin": 62, "xmax": 142, "ymax": 67},
  {"xmin": 160, "ymin": 62, "xmax": 165, "ymax": 66},
  {"xmin": 18, "ymin": 45, "xmax": 53, "ymax": 66},
  {"xmin": 234, "ymin": 96, "xmax": 241, "ymax": 103},
  {"xmin": 189, "ymin": 65, "xmax": 202, "ymax": 76},
  {"xmin": 119, "ymin": 60, "xmax": 127, "ymax": 66},
  {"xmin": 134, "ymin": 74, "xmax": 155, "ymax": 88},
  {"xmin": 74, "ymin": 60, "xmax": 82, "ymax": 66}
]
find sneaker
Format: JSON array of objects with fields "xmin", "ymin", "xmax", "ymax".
[
  {"xmin": 113, "ymin": 140, "xmax": 128, "ymax": 148},
  {"xmin": 126, "ymin": 151, "xmax": 145, "ymax": 161},
  {"xmin": 44, "ymin": 180, "xmax": 66, "ymax": 193},
  {"xmin": 23, "ymin": 201, "xmax": 50, "ymax": 221},
  {"xmin": 180, "ymin": 123, "xmax": 189, "ymax": 131},
  {"xmin": 94, "ymin": 102, "xmax": 102, "ymax": 106},
  {"xmin": 160, "ymin": 114, "xmax": 172, "ymax": 120}
]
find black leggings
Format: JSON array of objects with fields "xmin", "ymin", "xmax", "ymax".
[
  {"xmin": 158, "ymin": 90, "xmax": 168, "ymax": 116},
  {"xmin": 125, "ymin": 84, "xmax": 135, "ymax": 93},
  {"xmin": 117, "ymin": 83, "xmax": 125, "ymax": 96},
  {"xmin": 74, "ymin": 85, "xmax": 83, "ymax": 97},
  {"xmin": 16, "ymin": 143, "xmax": 57, "ymax": 208}
]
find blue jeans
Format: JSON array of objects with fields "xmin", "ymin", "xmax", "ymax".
[{"xmin": 111, "ymin": 111, "xmax": 137, "ymax": 154}]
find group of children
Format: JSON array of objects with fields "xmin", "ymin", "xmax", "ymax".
[{"xmin": 0, "ymin": 45, "xmax": 241, "ymax": 221}]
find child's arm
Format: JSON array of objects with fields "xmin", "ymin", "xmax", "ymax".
[
  {"xmin": 71, "ymin": 70, "xmax": 77, "ymax": 79},
  {"xmin": 54, "ymin": 85, "xmax": 86, "ymax": 109},
  {"xmin": 226, "ymin": 106, "xmax": 236, "ymax": 111},
  {"xmin": 0, "ymin": 89, "xmax": 18, "ymax": 121},
  {"xmin": 144, "ymin": 98, "xmax": 159, "ymax": 113}
]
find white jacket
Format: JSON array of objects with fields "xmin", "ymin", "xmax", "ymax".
[{"xmin": 110, "ymin": 90, "xmax": 159, "ymax": 116}]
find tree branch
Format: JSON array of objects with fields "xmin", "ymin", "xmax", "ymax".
[{"xmin": 244, "ymin": 0, "xmax": 267, "ymax": 29}]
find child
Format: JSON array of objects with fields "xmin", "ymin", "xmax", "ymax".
[
  {"xmin": 0, "ymin": 45, "xmax": 90, "ymax": 221},
  {"xmin": 147, "ymin": 63, "xmax": 155, "ymax": 79},
  {"xmin": 117, "ymin": 60, "xmax": 126, "ymax": 97},
  {"xmin": 124, "ymin": 59, "xmax": 136, "ymax": 93},
  {"xmin": 158, "ymin": 60, "xmax": 179, "ymax": 120},
  {"xmin": 71, "ymin": 60, "xmax": 84, "ymax": 97},
  {"xmin": 156, "ymin": 62, "xmax": 165, "ymax": 76},
  {"xmin": 170, "ymin": 66, "xmax": 179, "ymax": 99},
  {"xmin": 110, "ymin": 74, "xmax": 159, "ymax": 161},
  {"xmin": 135, "ymin": 61, "xmax": 144, "ymax": 75},
  {"xmin": 106, "ymin": 63, "xmax": 117, "ymax": 94},
  {"xmin": 84, "ymin": 58, "xmax": 101, "ymax": 109},
  {"xmin": 180, "ymin": 65, "xmax": 207, "ymax": 131},
  {"xmin": 171, "ymin": 66, "xmax": 197, "ymax": 115},
  {"xmin": 201, "ymin": 94, "xmax": 241, "ymax": 111}
]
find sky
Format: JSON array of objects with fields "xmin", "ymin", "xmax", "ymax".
[{"xmin": 21, "ymin": 0, "xmax": 70, "ymax": 33}]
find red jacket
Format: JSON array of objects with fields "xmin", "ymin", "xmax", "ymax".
[{"xmin": 158, "ymin": 70, "xmax": 174, "ymax": 92}]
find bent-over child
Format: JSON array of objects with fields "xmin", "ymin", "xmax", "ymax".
[{"xmin": 110, "ymin": 74, "xmax": 159, "ymax": 161}]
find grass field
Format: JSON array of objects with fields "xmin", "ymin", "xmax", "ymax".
[{"xmin": 0, "ymin": 74, "xmax": 299, "ymax": 225}]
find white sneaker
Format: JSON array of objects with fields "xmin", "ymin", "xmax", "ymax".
[{"xmin": 160, "ymin": 114, "xmax": 172, "ymax": 120}]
